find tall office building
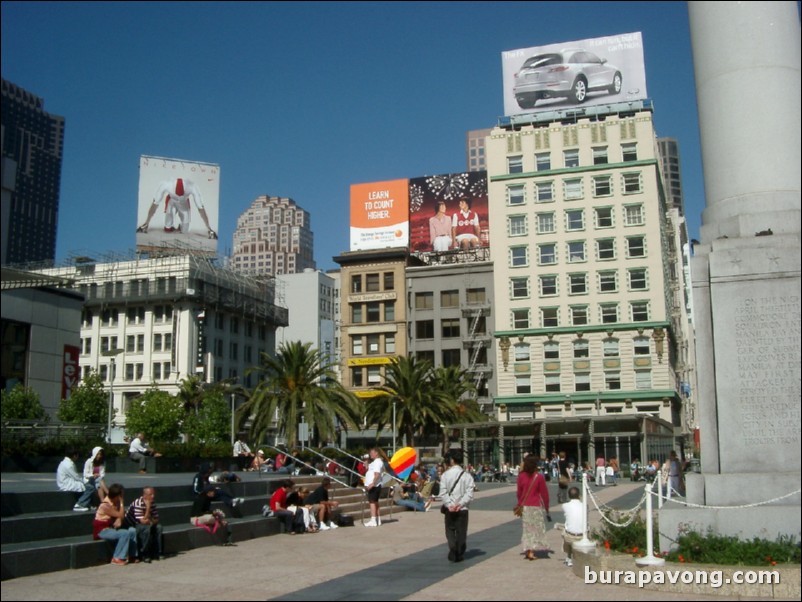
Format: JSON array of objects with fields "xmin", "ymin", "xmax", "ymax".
[
  {"xmin": 466, "ymin": 128, "xmax": 492, "ymax": 172},
  {"xmin": 1, "ymin": 79, "xmax": 65, "ymax": 265},
  {"xmin": 231, "ymin": 195, "xmax": 315, "ymax": 276},
  {"xmin": 657, "ymin": 137, "xmax": 684, "ymax": 214}
]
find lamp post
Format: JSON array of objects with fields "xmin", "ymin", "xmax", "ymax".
[
  {"xmin": 392, "ymin": 399, "xmax": 397, "ymax": 455},
  {"xmin": 101, "ymin": 348, "xmax": 124, "ymax": 443}
]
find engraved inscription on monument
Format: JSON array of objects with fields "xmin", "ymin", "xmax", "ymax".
[{"xmin": 735, "ymin": 295, "xmax": 801, "ymax": 448}]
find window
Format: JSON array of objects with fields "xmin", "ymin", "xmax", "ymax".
[
  {"xmin": 441, "ymin": 290, "xmax": 459, "ymax": 307},
  {"xmin": 541, "ymin": 307, "xmax": 559, "ymax": 327},
  {"xmin": 545, "ymin": 373, "xmax": 561, "ymax": 392},
  {"xmin": 565, "ymin": 209, "xmax": 585, "ymax": 231},
  {"xmin": 514, "ymin": 344, "xmax": 530, "ymax": 362},
  {"xmin": 535, "ymin": 181, "xmax": 554, "ymax": 203},
  {"xmin": 515, "ymin": 375, "xmax": 532, "ymax": 395},
  {"xmin": 512, "ymin": 309, "xmax": 530, "ymax": 329},
  {"xmin": 507, "ymin": 184, "xmax": 525, "ymax": 206},
  {"xmin": 367, "ymin": 366, "xmax": 382, "ymax": 384},
  {"xmin": 442, "ymin": 349, "xmax": 461, "ymax": 367},
  {"xmin": 366, "ymin": 273, "xmax": 380, "ymax": 292},
  {"xmin": 568, "ymin": 273, "xmax": 587, "ymax": 294},
  {"xmin": 384, "ymin": 302, "xmax": 395, "ymax": 321},
  {"xmin": 536, "ymin": 152, "xmax": 551, "ymax": 171},
  {"xmin": 628, "ymin": 268, "xmax": 648, "ymax": 290},
  {"xmin": 605, "ymin": 372, "xmax": 622, "ymax": 390},
  {"xmin": 597, "ymin": 238, "xmax": 616, "ymax": 260},
  {"xmin": 631, "ymin": 301, "xmax": 650, "ymax": 322},
  {"xmin": 574, "ymin": 339, "xmax": 590, "ymax": 358},
  {"xmin": 466, "ymin": 288, "xmax": 486, "ymax": 304},
  {"xmin": 626, "ymin": 236, "xmax": 646, "ymax": 258},
  {"xmin": 592, "ymin": 147, "xmax": 608, "ymax": 165},
  {"xmin": 472, "ymin": 316, "xmax": 487, "ymax": 335},
  {"xmin": 624, "ymin": 204, "xmax": 644, "ymax": 226},
  {"xmin": 351, "ymin": 368, "xmax": 364, "ymax": 387},
  {"xmin": 366, "ymin": 302, "xmax": 381, "ymax": 322},
  {"xmin": 622, "ymin": 143, "xmax": 638, "ymax": 162},
  {"xmin": 153, "ymin": 363, "xmax": 162, "ymax": 381},
  {"xmin": 367, "ymin": 334, "xmax": 380, "ymax": 354},
  {"xmin": 598, "ymin": 270, "xmax": 618, "ymax": 293},
  {"xmin": 603, "ymin": 338, "xmax": 620, "ymax": 357},
  {"xmin": 536, "ymin": 212, "xmax": 555, "ymax": 234},
  {"xmin": 633, "ymin": 336, "xmax": 651, "ymax": 355},
  {"xmin": 385, "ymin": 334, "xmax": 396, "ymax": 354},
  {"xmin": 508, "ymin": 215, "xmax": 527, "ymax": 237},
  {"xmin": 352, "ymin": 336, "xmax": 363, "ymax": 355},
  {"xmin": 351, "ymin": 275, "xmax": 362, "ymax": 293},
  {"xmin": 509, "ymin": 246, "xmax": 528, "ymax": 267},
  {"xmin": 125, "ymin": 363, "xmax": 134, "ymax": 381},
  {"xmin": 600, "ymin": 303, "xmax": 619, "ymax": 324},
  {"xmin": 126, "ymin": 335, "xmax": 136, "ymax": 353},
  {"xmin": 442, "ymin": 319, "xmax": 461, "ymax": 338},
  {"xmin": 567, "ymin": 241, "xmax": 586, "ymax": 263},
  {"xmin": 510, "ymin": 277, "xmax": 529, "ymax": 299},
  {"xmin": 416, "ymin": 320, "xmax": 434, "ymax": 339},
  {"xmin": 594, "ymin": 206, "xmax": 614, "ymax": 228},
  {"xmin": 539, "ymin": 275, "xmax": 557, "ymax": 296},
  {"xmin": 415, "ymin": 292, "xmax": 434, "ymax": 309},
  {"xmin": 230, "ymin": 342, "xmax": 238, "ymax": 360},
  {"xmin": 136, "ymin": 364, "xmax": 144, "ymax": 381},
  {"xmin": 593, "ymin": 176, "xmax": 612, "ymax": 197},
  {"xmin": 82, "ymin": 337, "xmax": 92, "ymax": 355},
  {"xmin": 126, "ymin": 307, "xmax": 145, "ymax": 325},
  {"xmin": 351, "ymin": 304, "xmax": 363, "ymax": 323},
  {"xmin": 564, "ymin": 178, "xmax": 583, "ymax": 200},
  {"xmin": 163, "ymin": 333, "xmax": 172, "ymax": 351},
  {"xmin": 508, "ymin": 155, "xmax": 523, "ymax": 174},
  {"xmin": 543, "ymin": 341, "xmax": 560, "ymax": 359},
  {"xmin": 575, "ymin": 372, "xmax": 591, "ymax": 392},
  {"xmin": 635, "ymin": 370, "xmax": 652, "ymax": 390},
  {"xmin": 384, "ymin": 272, "xmax": 395, "ymax": 291},
  {"xmin": 564, "ymin": 149, "xmax": 579, "ymax": 168},
  {"xmin": 538, "ymin": 243, "xmax": 557, "ymax": 265},
  {"xmin": 623, "ymin": 173, "xmax": 642, "ymax": 194}
]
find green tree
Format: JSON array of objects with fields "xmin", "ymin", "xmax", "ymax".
[
  {"xmin": 238, "ymin": 341, "xmax": 362, "ymax": 447},
  {"xmin": 125, "ymin": 388, "xmax": 184, "ymax": 444},
  {"xmin": 431, "ymin": 365, "xmax": 484, "ymax": 454},
  {"xmin": 58, "ymin": 371, "xmax": 110, "ymax": 424},
  {"xmin": 182, "ymin": 390, "xmax": 231, "ymax": 444},
  {"xmin": 1, "ymin": 383, "xmax": 48, "ymax": 421}
]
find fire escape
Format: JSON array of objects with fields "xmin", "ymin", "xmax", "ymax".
[{"xmin": 462, "ymin": 301, "xmax": 493, "ymax": 414}]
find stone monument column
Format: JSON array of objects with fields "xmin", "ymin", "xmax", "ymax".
[{"xmin": 661, "ymin": 1, "xmax": 801, "ymax": 548}]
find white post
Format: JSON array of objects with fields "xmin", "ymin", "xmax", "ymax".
[
  {"xmin": 392, "ymin": 400, "xmax": 397, "ymax": 455},
  {"xmin": 657, "ymin": 469, "xmax": 664, "ymax": 509},
  {"xmin": 636, "ymin": 479, "xmax": 665, "ymax": 566},
  {"xmin": 573, "ymin": 470, "xmax": 596, "ymax": 553}
]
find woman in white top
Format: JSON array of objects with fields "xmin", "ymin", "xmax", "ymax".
[{"xmin": 363, "ymin": 448, "xmax": 385, "ymax": 527}]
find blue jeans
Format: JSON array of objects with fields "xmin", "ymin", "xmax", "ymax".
[
  {"xmin": 75, "ymin": 478, "xmax": 96, "ymax": 508},
  {"xmin": 396, "ymin": 498, "xmax": 426, "ymax": 512},
  {"xmin": 99, "ymin": 527, "xmax": 138, "ymax": 560}
]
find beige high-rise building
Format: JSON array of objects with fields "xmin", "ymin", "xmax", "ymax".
[{"xmin": 231, "ymin": 195, "xmax": 315, "ymax": 276}]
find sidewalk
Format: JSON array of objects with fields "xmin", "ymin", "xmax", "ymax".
[{"xmin": 1, "ymin": 475, "xmax": 757, "ymax": 601}]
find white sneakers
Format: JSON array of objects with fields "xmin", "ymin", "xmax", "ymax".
[
  {"xmin": 232, "ymin": 497, "xmax": 245, "ymax": 507},
  {"xmin": 328, "ymin": 521, "xmax": 338, "ymax": 529},
  {"xmin": 72, "ymin": 505, "xmax": 89, "ymax": 512},
  {"xmin": 363, "ymin": 518, "xmax": 378, "ymax": 527},
  {"xmin": 565, "ymin": 558, "xmax": 574, "ymax": 567}
]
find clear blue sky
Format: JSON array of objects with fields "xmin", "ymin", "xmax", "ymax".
[{"xmin": 2, "ymin": 1, "xmax": 705, "ymax": 271}]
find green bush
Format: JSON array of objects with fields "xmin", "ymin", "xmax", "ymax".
[
  {"xmin": 58, "ymin": 372, "xmax": 110, "ymax": 425},
  {"xmin": 1, "ymin": 384, "xmax": 48, "ymax": 421},
  {"xmin": 665, "ymin": 528, "xmax": 801, "ymax": 566},
  {"xmin": 592, "ymin": 509, "xmax": 652, "ymax": 555}
]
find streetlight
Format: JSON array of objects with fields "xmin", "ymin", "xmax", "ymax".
[
  {"xmin": 101, "ymin": 348, "xmax": 124, "ymax": 443},
  {"xmin": 392, "ymin": 399, "xmax": 397, "ymax": 455}
]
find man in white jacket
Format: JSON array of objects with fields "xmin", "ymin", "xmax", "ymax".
[{"xmin": 56, "ymin": 450, "xmax": 94, "ymax": 511}]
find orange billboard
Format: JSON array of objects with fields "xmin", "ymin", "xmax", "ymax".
[{"xmin": 350, "ymin": 179, "xmax": 409, "ymax": 251}]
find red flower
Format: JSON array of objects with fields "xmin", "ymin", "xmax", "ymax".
[
  {"xmin": 604, "ymin": 540, "xmax": 611, "ymax": 551},
  {"xmin": 678, "ymin": 555, "xmax": 685, "ymax": 563},
  {"xmin": 771, "ymin": 561, "xmax": 777, "ymax": 566},
  {"xmin": 632, "ymin": 547, "xmax": 639, "ymax": 554}
]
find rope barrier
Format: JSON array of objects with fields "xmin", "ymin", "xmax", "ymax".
[{"xmin": 648, "ymin": 487, "xmax": 801, "ymax": 510}]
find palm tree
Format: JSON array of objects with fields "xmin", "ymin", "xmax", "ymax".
[
  {"xmin": 366, "ymin": 355, "xmax": 454, "ymax": 449},
  {"xmin": 238, "ymin": 341, "xmax": 362, "ymax": 447},
  {"xmin": 432, "ymin": 365, "xmax": 484, "ymax": 454}
]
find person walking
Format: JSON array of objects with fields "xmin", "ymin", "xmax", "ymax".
[
  {"xmin": 440, "ymin": 449, "xmax": 474, "ymax": 562},
  {"xmin": 516, "ymin": 455, "xmax": 550, "ymax": 561}
]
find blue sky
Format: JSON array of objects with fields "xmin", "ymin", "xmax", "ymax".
[{"xmin": 2, "ymin": 1, "xmax": 704, "ymax": 271}]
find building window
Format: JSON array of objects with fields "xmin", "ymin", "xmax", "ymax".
[
  {"xmin": 594, "ymin": 206, "xmax": 614, "ymax": 228},
  {"xmin": 592, "ymin": 147, "xmax": 608, "ymax": 165},
  {"xmin": 541, "ymin": 307, "xmax": 559, "ymax": 327},
  {"xmin": 564, "ymin": 178, "xmax": 583, "ymax": 200},
  {"xmin": 152, "ymin": 363, "xmax": 162, "ymax": 381},
  {"xmin": 416, "ymin": 320, "xmax": 434, "ymax": 339},
  {"xmin": 603, "ymin": 338, "xmax": 620, "ymax": 357},
  {"xmin": 605, "ymin": 372, "xmax": 621, "ymax": 390},
  {"xmin": 534, "ymin": 212, "xmax": 554, "ymax": 234},
  {"xmin": 125, "ymin": 363, "xmax": 135, "ymax": 382},
  {"xmin": 539, "ymin": 275, "xmax": 557, "ymax": 296},
  {"xmin": 352, "ymin": 336, "xmax": 363, "ymax": 355},
  {"xmin": 535, "ymin": 181, "xmax": 554, "ymax": 203},
  {"xmin": 600, "ymin": 303, "xmax": 619, "ymax": 324},
  {"xmin": 544, "ymin": 341, "xmax": 560, "ymax": 359},
  {"xmin": 565, "ymin": 209, "xmax": 585, "ymax": 232},
  {"xmin": 126, "ymin": 335, "xmax": 136, "ymax": 353},
  {"xmin": 82, "ymin": 338, "xmax": 92, "ymax": 355},
  {"xmin": 570, "ymin": 305, "xmax": 589, "ymax": 326},
  {"xmin": 466, "ymin": 288, "xmax": 486, "ymax": 304},
  {"xmin": 545, "ymin": 373, "xmax": 561, "ymax": 392},
  {"xmin": 624, "ymin": 204, "xmax": 644, "ymax": 226},
  {"xmin": 631, "ymin": 301, "xmax": 650, "ymax": 322},
  {"xmin": 351, "ymin": 367, "xmax": 364, "ymax": 387},
  {"xmin": 635, "ymin": 370, "xmax": 652, "ymax": 390},
  {"xmin": 598, "ymin": 270, "xmax": 618, "ymax": 293},
  {"xmin": 567, "ymin": 241, "xmax": 586, "ymax": 263},
  {"xmin": 628, "ymin": 268, "xmax": 648, "ymax": 291},
  {"xmin": 507, "ymin": 184, "xmax": 525, "ymax": 206},
  {"xmin": 514, "ymin": 343, "xmax": 530, "ymax": 362},
  {"xmin": 442, "ymin": 318, "xmax": 461, "ymax": 338},
  {"xmin": 385, "ymin": 334, "xmax": 396, "ymax": 354},
  {"xmin": 634, "ymin": 336, "xmax": 651, "ymax": 355},
  {"xmin": 441, "ymin": 290, "xmax": 459, "ymax": 307},
  {"xmin": 512, "ymin": 309, "xmax": 530, "ymax": 330},
  {"xmin": 508, "ymin": 155, "xmax": 523, "ymax": 174},
  {"xmin": 366, "ymin": 273, "xmax": 380, "ymax": 292},
  {"xmin": 515, "ymin": 375, "xmax": 532, "ymax": 395},
  {"xmin": 622, "ymin": 173, "xmax": 642, "ymax": 194},
  {"xmin": 536, "ymin": 152, "xmax": 551, "ymax": 171},
  {"xmin": 366, "ymin": 334, "xmax": 380, "ymax": 354},
  {"xmin": 626, "ymin": 236, "xmax": 646, "ymax": 258},
  {"xmin": 510, "ymin": 277, "xmax": 530, "ymax": 299},
  {"xmin": 573, "ymin": 339, "xmax": 589, "ymax": 358},
  {"xmin": 352, "ymin": 304, "xmax": 363, "ymax": 323},
  {"xmin": 568, "ymin": 273, "xmax": 588, "ymax": 295},
  {"xmin": 508, "ymin": 215, "xmax": 527, "ymax": 237},
  {"xmin": 366, "ymin": 302, "xmax": 381, "ymax": 322},
  {"xmin": 442, "ymin": 348, "xmax": 461, "ymax": 367},
  {"xmin": 509, "ymin": 246, "xmax": 528, "ymax": 267},
  {"xmin": 564, "ymin": 149, "xmax": 579, "ymax": 168},
  {"xmin": 351, "ymin": 275, "xmax": 362, "ymax": 293},
  {"xmin": 384, "ymin": 272, "xmax": 395, "ymax": 291},
  {"xmin": 575, "ymin": 372, "xmax": 591, "ymax": 392},
  {"xmin": 596, "ymin": 238, "xmax": 616, "ymax": 260},
  {"xmin": 367, "ymin": 366, "xmax": 382, "ymax": 384},
  {"xmin": 539, "ymin": 243, "xmax": 557, "ymax": 265},
  {"xmin": 593, "ymin": 176, "xmax": 612, "ymax": 197},
  {"xmin": 415, "ymin": 292, "xmax": 434, "ymax": 310},
  {"xmin": 384, "ymin": 302, "xmax": 395, "ymax": 321},
  {"xmin": 126, "ymin": 307, "xmax": 145, "ymax": 325},
  {"xmin": 622, "ymin": 143, "xmax": 638, "ymax": 162}
]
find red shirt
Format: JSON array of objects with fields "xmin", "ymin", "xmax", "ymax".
[
  {"xmin": 516, "ymin": 471, "xmax": 549, "ymax": 509},
  {"xmin": 269, "ymin": 487, "xmax": 288, "ymax": 512}
]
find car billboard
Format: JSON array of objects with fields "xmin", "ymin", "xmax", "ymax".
[
  {"xmin": 350, "ymin": 179, "xmax": 409, "ymax": 251},
  {"xmin": 408, "ymin": 171, "xmax": 488, "ymax": 254},
  {"xmin": 136, "ymin": 155, "xmax": 220, "ymax": 255},
  {"xmin": 501, "ymin": 32, "xmax": 647, "ymax": 116}
]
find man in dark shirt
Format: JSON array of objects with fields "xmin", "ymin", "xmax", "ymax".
[{"xmin": 305, "ymin": 477, "xmax": 340, "ymax": 530}]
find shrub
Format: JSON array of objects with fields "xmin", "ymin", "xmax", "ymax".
[
  {"xmin": 665, "ymin": 528, "xmax": 801, "ymax": 566},
  {"xmin": 592, "ymin": 509, "xmax": 652, "ymax": 555},
  {"xmin": 1, "ymin": 384, "xmax": 48, "ymax": 421}
]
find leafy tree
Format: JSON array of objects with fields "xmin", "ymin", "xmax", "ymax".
[
  {"xmin": 58, "ymin": 371, "xmax": 111, "ymax": 424},
  {"xmin": 125, "ymin": 388, "xmax": 184, "ymax": 444},
  {"xmin": 431, "ymin": 365, "xmax": 483, "ymax": 454},
  {"xmin": 238, "ymin": 341, "xmax": 362, "ymax": 447},
  {"xmin": 183, "ymin": 390, "xmax": 231, "ymax": 444},
  {"xmin": 1, "ymin": 384, "xmax": 48, "ymax": 421}
]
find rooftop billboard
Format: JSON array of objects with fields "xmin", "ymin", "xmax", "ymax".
[
  {"xmin": 350, "ymin": 179, "xmax": 409, "ymax": 251},
  {"xmin": 136, "ymin": 155, "xmax": 220, "ymax": 255},
  {"xmin": 501, "ymin": 32, "xmax": 647, "ymax": 116}
]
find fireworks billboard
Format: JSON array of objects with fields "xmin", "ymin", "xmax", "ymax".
[
  {"xmin": 136, "ymin": 155, "xmax": 221, "ymax": 255},
  {"xmin": 501, "ymin": 32, "xmax": 647, "ymax": 116},
  {"xmin": 349, "ymin": 179, "xmax": 409, "ymax": 251}
]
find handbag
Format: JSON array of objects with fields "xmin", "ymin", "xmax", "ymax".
[
  {"xmin": 558, "ymin": 475, "xmax": 570, "ymax": 488},
  {"xmin": 440, "ymin": 469, "xmax": 466, "ymax": 515},
  {"xmin": 514, "ymin": 471, "xmax": 538, "ymax": 517}
]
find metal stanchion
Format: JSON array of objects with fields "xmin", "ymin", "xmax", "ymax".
[
  {"xmin": 636, "ymin": 479, "xmax": 665, "ymax": 566},
  {"xmin": 573, "ymin": 471, "xmax": 597, "ymax": 553}
]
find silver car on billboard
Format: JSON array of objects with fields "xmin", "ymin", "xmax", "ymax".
[{"xmin": 513, "ymin": 49, "xmax": 623, "ymax": 109}]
